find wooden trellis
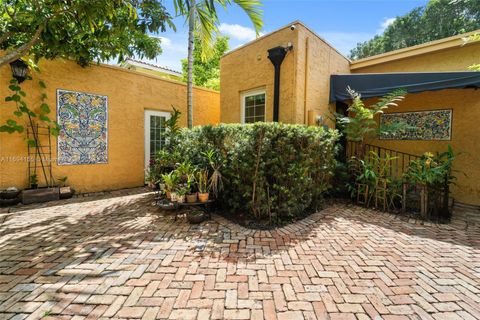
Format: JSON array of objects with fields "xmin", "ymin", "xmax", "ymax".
[{"xmin": 27, "ymin": 124, "xmax": 54, "ymax": 187}]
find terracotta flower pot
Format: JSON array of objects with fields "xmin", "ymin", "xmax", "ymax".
[
  {"xmin": 166, "ymin": 191, "xmax": 171, "ymax": 200},
  {"xmin": 198, "ymin": 193, "xmax": 209, "ymax": 202},
  {"xmin": 186, "ymin": 193, "xmax": 198, "ymax": 203}
]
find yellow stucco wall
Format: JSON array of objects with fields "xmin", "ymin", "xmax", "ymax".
[
  {"xmin": 294, "ymin": 25, "xmax": 350, "ymax": 126},
  {"xmin": 354, "ymin": 42, "xmax": 480, "ymax": 206},
  {"xmin": 220, "ymin": 25, "xmax": 299, "ymax": 123},
  {"xmin": 0, "ymin": 59, "xmax": 220, "ymax": 193},
  {"xmin": 364, "ymin": 90, "xmax": 480, "ymax": 206},
  {"xmin": 220, "ymin": 22, "xmax": 350, "ymax": 125}
]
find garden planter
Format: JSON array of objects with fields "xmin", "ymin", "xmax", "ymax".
[
  {"xmin": 22, "ymin": 187, "xmax": 60, "ymax": 205},
  {"xmin": 187, "ymin": 211, "xmax": 206, "ymax": 224},
  {"xmin": 166, "ymin": 191, "xmax": 171, "ymax": 200},
  {"xmin": 176, "ymin": 195, "xmax": 185, "ymax": 203},
  {"xmin": 186, "ymin": 193, "xmax": 198, "ymax": 203},
  {"xmin": 59, "ymin": 186, "xmax": 74, "ymax": 199},
  {"xmin": 170, "ymin": 192, "xmax": 177, "ymax": 202},
  {"xmin": 0, "ymin": 188, "xmax": 21, "ymax": 200},
  {"xmin": 198, "ymin": 193, "xmax": 209, "ymax": 202}
]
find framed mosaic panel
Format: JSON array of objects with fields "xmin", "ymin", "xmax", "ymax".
[
  {"xmin": 379, "ymin": 109, "xmax": 452, "ymax": 141},
  {"xmin": 57, "ymin": 89, "xmax": 108, "ymax": 165}
]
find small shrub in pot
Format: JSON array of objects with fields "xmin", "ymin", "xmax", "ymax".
[{"xmin": 196, "ymin": 170, "xmax": 210, "ymax": 202}]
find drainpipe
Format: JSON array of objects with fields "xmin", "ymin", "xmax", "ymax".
[{"xmin": 268, "ymin": 45, "xmax": 292, "ymax": 122}]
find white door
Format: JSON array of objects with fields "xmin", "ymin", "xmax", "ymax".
[{"xmin": 144, "ymin": 110, "xmax": 171, "ymax": 174}]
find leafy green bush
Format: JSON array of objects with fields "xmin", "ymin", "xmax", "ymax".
[
  {"xmin": 171, "ymin": 122, "xmax": 339, "ymax": 224},
  {"xmin": 404, "ymin": 146, "xmax": 456, "ymax": 187}
]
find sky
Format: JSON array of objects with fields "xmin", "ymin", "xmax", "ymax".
[{"xmin": 138, "ymin": 0, "xmax": 429, "ymax": 71}]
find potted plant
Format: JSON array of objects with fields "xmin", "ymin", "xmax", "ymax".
[
  {"xmin": 161, "ymin": 171, "xmax": 179, "ymax": 200},
  {"xmin": 187, "ymin": 209, "xmax": 206, "ymax": 224},
  {"xmin": 176, "ymin": 186, "xmax": 188, "ymax": 203},
  {"xmin": 145, "ymin": 162, "xmax": 157, "ymax": 189},
  {"xmin": 185, "ymin": 172, "xmax": 198, "ymax": 203},
  {"xmin": 30, "ymin": 174, "xmax": 38, "ymax": 189},
  {"xmin": 57, "ymin": 176, "xmax": 73, "ymax": 199},
  {"xmin": 196, "ymin": 170, "xmax": 210, "ymax": 202},
  {"xmin": 202, "ymin": 150, "xmax": 223, "ymax": 199}
]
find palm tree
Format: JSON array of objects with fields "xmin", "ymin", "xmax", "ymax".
[{"xmin": 174, "ymin": 0, "xmax": 263, "ymax": 128}]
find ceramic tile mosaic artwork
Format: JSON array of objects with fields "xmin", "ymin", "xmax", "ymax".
[
  {"xmin": 380, "ymin": 109, "xmax": 452, "ymax": 140},
  {"xmin": 57, "ymin": 90, "xmax": 108, "ymax": 165}
]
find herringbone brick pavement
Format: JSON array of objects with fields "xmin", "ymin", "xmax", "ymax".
[{"xmin": 0, "ymin": 190, "xmax": 479, "ymax": 319}]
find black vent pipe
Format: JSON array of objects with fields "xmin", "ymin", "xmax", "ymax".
[{"xmin": 268, "ymin": 46, "xmax": 290, "ymax": 122}]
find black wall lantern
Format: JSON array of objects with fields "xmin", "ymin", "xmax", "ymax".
[
  {"xmin": 10, "ymin": 59, "xmax": 29, "ymax": 83},
  {"xmin": 268, "ymin": 44, "xmax": 293, "ymax": 122}
]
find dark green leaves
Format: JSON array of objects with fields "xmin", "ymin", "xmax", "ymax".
[
  {"xmin": 181, "ymin": 36, "xmax": 229, "ymax": 90},
  {"xmin": 336, "ymin": 87, "xmax": 406, "ymax": 143},
  {"xmin": 40, "ymin": 103, "xmax": 50, "ymax": 114},
  {"xmin": 2, "ymin": 77, "xmax": 57, "ymax": 142},
  {"xmin": 1, "ymin": 0, "xmax": 174, "ymax": 67},
  {"xmin": 166, "ymin": 122, "xmax": 339, "ymax": 225},
  {"xmin": 349, "ymin": 0, "xmax": 480, "ymax": 59},
  {"xmin": 0, "ymin": 119, "xmax": 24, "ymax": 133}
]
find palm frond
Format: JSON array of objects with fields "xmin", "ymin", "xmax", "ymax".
[{"xmin": 228, "ymin": 0, "xmax": 263, "ymax": 33}]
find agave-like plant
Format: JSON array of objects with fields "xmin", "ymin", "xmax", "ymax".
[
  {"xmin": 202, "ymin": 149, "xmax": 223, "ymax": 198},
  {"xmin": 196, "ymin": 170, "xmax": 210, "ymax": 193}
]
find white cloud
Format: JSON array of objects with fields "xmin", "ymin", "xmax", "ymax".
[
  {"xmin": 319, "ymin": 31, "xmax": 374, "ymax": 56},
  {"xmin": 219, "ymin": 23, "xmax": 260, "ymax": 42},
  {"xmin": 158, "ymin": 36, "xmax": 172, "ymax": 47},
  {"xmin": 377, "ymin": 17, "xmax": 396, "ymax": 34}
]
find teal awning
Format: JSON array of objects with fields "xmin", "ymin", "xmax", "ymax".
[{"xmin": 330, "ymin": 72, "xmax": 480, "ymax": 103}]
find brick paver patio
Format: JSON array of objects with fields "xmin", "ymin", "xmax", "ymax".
[{"xmin": 0, "ymin": 190, "xmax": 479, "ymax": 319}]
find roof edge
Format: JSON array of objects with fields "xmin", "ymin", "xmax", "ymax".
[
  {"xmin": 98, "ymin": 63, "xmax": 218, "ymax": 93},
  {"xmin": 350, "ymin": 29, "xmax": 480, "ymax": 70},
  {"xmin": 123, "ymin": 58, "xmax": 182, "ymax": 76},
  {"xmin": 222, "ymin": 20, "xmax": 302, "ymax": 58},
  {"xmin": 221, "ymin": 20, "xmax": 350, "ymax": 62},
  {"xmin": 296, "ymin": 22, "xmax": 350, "ymax": 62}
]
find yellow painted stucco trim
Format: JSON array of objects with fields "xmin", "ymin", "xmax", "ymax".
[{"xmin": 350, "ymin": 29, "xmax": 480, "ymax": 70}]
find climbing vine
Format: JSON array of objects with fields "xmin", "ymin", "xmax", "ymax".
[{"xmin": 2, "ymin": 75, "xmax": 59, "ymax": 146}]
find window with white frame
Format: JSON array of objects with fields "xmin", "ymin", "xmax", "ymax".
[{"xmin": 242, "ymin": 90, "xmax": 266, "ymax": 123}]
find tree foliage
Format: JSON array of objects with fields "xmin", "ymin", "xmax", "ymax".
[
  {"xmin": 181, "ymin": 35, "xmax": 229, "ymax": 90},
  {"xmin": 173, "ymin": 0, "xmax": 262, "ymax": 59},
  {"xmin": 335, "ymin": 87, "xmax": 407, "ymax": 144},
  {"xmin": 0, "ymin": 0, "xmax": 174, "ymax": 67},
  {"xmin": 173, "ymin": 0, "xmax": 262, "ymax": 128},
  {"xmin": 349, "ymin": 0, "xmax": 480, "ymax": 60}
]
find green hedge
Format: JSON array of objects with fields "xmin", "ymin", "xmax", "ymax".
[{"xmin": 169, "ymin": 122, "xmax": 339, "ymax": 224}]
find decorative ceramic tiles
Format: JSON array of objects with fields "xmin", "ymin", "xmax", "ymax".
[
  {"xmin": 380, "ymin": 109, "xmax": 452, "ymax": 141},
  {"xmin": 57, "ymin": 89, "xmax": 108, "ymax": 165}
]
